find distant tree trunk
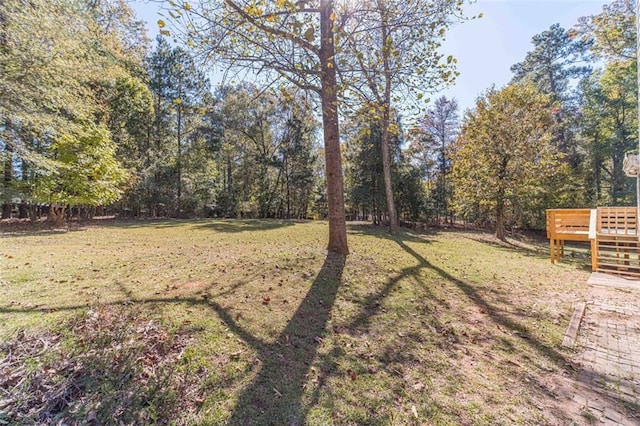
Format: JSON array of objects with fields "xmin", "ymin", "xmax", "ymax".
[
  {"xmin": 495, "ymin": 197, "xmax": 506, "ymax": 241},
  {"xmin": 495, "ymin": 158, "xmax": 508, "ymax": 241},
  {"xmin": 3, "ymin": 138, "xmax": 13, "ymax": 219},
  {"xmin": 320, "ymin": 0, "xmax": 348, "ymax": 255},
  {"xmin": 49, "ymin": 205, "xmax": 66, "ymax": 226},
  {"xmin": 285, "ymin": 157, "xmax": 291, "ymax": 219},
  {"xmin": 381, "ymin": 113, "xmax": 398, "ymax": 233},
  {"xmin": 28, "ymin": 203, "xmax": 38, "ymax": 222},
  {"xmin": 380, "ymin": 14, "xmax": 398, "ymax": 235},
  {"xmin": 18, "ymin": 203, "xmax": 28, "ymax": 219},
  {"xmin": 177, "ymin": 102, "xmax": 182, "ymax": 204},
  {"xmin": 371, "ymin": 195, "xmax": 377, "ymax": 225}
]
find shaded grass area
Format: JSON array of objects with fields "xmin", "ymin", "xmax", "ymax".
[{"xmin": 1, "ymin": 219, "xmax": 593, "ymax": 424}]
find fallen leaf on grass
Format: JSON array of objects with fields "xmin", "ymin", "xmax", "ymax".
[
  {"xmin": 262, "ymin": 296, "xmax": 270, "ymax": 305},
  {"xmin": 347, "ymin": 369, "xmax": 356, "ymax": 381},
  {"xmin": 230, "ymin": 350, "xmax": 244, "ymax": 360}
]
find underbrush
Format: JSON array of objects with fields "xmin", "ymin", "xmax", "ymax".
[{"xmin": 0, "ymin": 306, "xmax": 201, "ymax": 425}]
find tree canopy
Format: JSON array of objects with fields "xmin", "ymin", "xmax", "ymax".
[
  {"xmin": 1, "ymin": 0, "xmax": 637, "ymax": 239},
  {"xmin": 452, "ymin": 83, "xmax": 564, "ymax": 240}
]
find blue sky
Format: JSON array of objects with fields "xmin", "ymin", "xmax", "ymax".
[
  {"xmin": 130, "ymin": 0, "xmax": 609, "ymax": 112},
  {"xmin": 442, "ymin": 0, "xmax": 608, "ymax": 111}
]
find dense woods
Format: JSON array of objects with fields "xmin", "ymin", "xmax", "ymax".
[{"xmin": 0, "ymin": 0, "xmax": 637, "ymax": 241}]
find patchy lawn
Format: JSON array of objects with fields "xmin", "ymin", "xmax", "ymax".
[{"xmin": 1, "ymin": 219, "xmax": 593, "ymax": 424}]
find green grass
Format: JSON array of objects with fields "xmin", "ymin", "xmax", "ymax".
[{"xmin": 1, "ymin": 219, "xmax": 593, "ymax": 424}]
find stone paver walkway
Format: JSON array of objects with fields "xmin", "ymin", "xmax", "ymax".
[{"xmin": 571, "ymin": 276, "xmax": 640, "ymax": 425}]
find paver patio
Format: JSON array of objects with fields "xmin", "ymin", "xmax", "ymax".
[{"xmin": 570, "ymin": 273, "xmax": 640, "ymax": 425}]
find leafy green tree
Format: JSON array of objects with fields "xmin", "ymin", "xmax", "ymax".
[
  {"xmin": 576, "ymin": 0, "xmax": 636, "ymax": 63},
  {"xmin": 145, "ymin": 37, "xmax": 210, "ymax": 216},
  {"xmin": 340, "ymin": 0, "xmax": 468, "ymax": 233},
  {"xmin": 511, "ymin": 24, "xmax": 591, "ymax": 102},
  {"xmin": 279, "ymin": 109, "xmax": 318, "ymax": 219},
  {"xmin": 575, "ymin": 0, "xmax": 637, "ymax": 206},
  {"xmin": 393, "ymin": 159, "xmax": 426, "ymax": 222},
  {"xmin": 511, "ymin": 23, "xmax": 591, "ymax": 174},
  {"xmin": 87, "ymin": 0, "xmax": 150, "ymax": 73},
  {"xmin": 346, "ymin": 116, "xmax": 386, "ymax": 223},
  {"xmin": 345, "ymin": 109, "xmax": 408, "ymax": 224},
  {"xmin": 32, "ymin": 124, "xmax": 128, "ymax": 225},
  {"xmin": 210, "ymin": 85, "xmax": 318, "ymax": 219},
  {"xmin": 0, "ymin": 0, "xmax": 144, "ymax": 220},
  {"xmin": 580, "ymin": 66, "xmax": 637, "ymax": 205},
  {"xmin": 168, "ymin": 47, "xmax": 209, "ymax": 205},
  {"xmin": 451, "ymin": 83, "xmax": 563, "ymax": 240},
  {"xmin": 168, "ymin": 0, "xmax": 348, "ymax": 254}
]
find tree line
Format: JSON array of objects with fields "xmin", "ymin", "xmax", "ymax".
[
  {"xmin": 1, "ymin": 0, "xmax": 636, "ymax": 250},
  {"xmin": 453, "ymin": 1, "xmax": 637, "ymax": 239}
]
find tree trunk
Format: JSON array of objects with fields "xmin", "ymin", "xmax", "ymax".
[
  {"xmin": 48, "ymin": 205, "xmax": 66, "ymax": 227},
  {"xmin": 495, "ymin": 195, "xmax": 506, "ymax": 241},
  {"xmin": 320, "ymin": 0, "xmax": 348, "ymax": 255},
  {"xmin": 380, "ymin": 10, "xmax": 398, "ymax": 234},
  {"xmin": 56, "ymin": 206, "xmax": 66, "ymax": 227},
  {"xmin": 28, "ymin": 204, "xmax": 38, "ymax": 222},
  {"xmin": 18, "ymin": 203, "xmax": 28, "ymax": 219},
  {"xmin": 3, "ymin": 138, "xmax": 13, "ymax": 220},
  {"xmin": 495, "ymin": 157, "xmax": 509, "ymax": 240},
  {"xmin": 381, "ymin": 114, "xmax": 398, "ymax": 234},
  {"xmin": 177, "ymin": 102, "xmax": 182, "ymax": 204},
  {"xmin": 285, "ymin": 158, "xmax": 291, "ymax": 219}
]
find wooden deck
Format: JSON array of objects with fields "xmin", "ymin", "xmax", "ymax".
[
  {"xmin": 547, "ymin": 207, "xmax": 640, "ymax": 278},
  {"xmin": 546, "ymin": 208, "xmax": 596, "ymax": 269},
  {"xmin": 595, "ymin": 207, "xmax": 640, "ymax": 279}
]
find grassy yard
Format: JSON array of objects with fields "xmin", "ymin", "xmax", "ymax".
[{"xmin": 1, "ymin": 219, "xmax": 592, "ymax": 425}]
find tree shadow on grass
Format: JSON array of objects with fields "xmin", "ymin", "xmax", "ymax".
[
  {"xmin": 195, "ymin": 219, "xmax": 300, "ymax": 233},
  {"xmin": 347, "ymin": 222, "xmax": 440, "ymax": 241},
  {"xmin": 0, "ymin": 227, "xmax": 87, "ymax": 237},
  {"xmin": 462, "ymin": 232, "xmax": 592, "ymax": 271},
  {"xmin": 1, "ymin": 218, "xmax": 186, "ymax": 235},
  {"xmin": 0, "ymin": 252, "xmax": 345, "ymax": 425},
  {"xmin": 2, "ymin": 226, "xmax": 592, "ymax": 422},
  {"xmin": 393, "ymin": 238, "xmax": 571, "ymax": 366},
  {"xmin": 214, "ymin": 251, "xmax": 345, "ymax": 424},
  {"xmin": 101, "ymin": 219, "xmax": 188, "ymax": 229},
  {"xmin": 346, "ymin": 226, "xmax": 573, "ymax": 367}
]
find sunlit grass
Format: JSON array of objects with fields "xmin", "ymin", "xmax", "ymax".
[{"xmin": 1, "ymin": 219, "xmax": 592, "ymax": 424}]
